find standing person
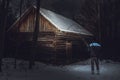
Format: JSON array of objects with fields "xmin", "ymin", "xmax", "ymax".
[{"xmin": 89, "ymin": 42, "xmax": 101, "ymax": 74}]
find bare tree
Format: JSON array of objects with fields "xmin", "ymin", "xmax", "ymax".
[
  {"xmin": 29, "ymin": 0, "xmax": 41, "ymax": 69},
  {"xmin": 14, "ymin": 0, "xmax": 23, "ymax": 69},
  {"xmin": 74, "ymin": 0, "xmax": 101, "ymax": 41},
  {"xmin": 0, "ymin": 0, "xmax": 10, "ymax": 72}
]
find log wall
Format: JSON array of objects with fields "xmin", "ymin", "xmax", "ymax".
[{"xmin": 7, "ymin": 7, "xmax": 88, "ymax": 64}]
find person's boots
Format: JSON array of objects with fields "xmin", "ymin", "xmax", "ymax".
[
  {"xmin": 97, "ymin": 70, "xmax": 100, "ymax": 75},
  {"xmin": 91, "ymin": 70, "xmax": 94, "ymax": 74}
]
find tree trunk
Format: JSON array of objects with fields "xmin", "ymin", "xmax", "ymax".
[
  {"xmin": 14, "ymin": 0, "xmax": 23, "ymax": 69},
  {"xmin": 32, "ymin": 0, "xmax": 40, "ymax": 42},
  {"xmin": 29, "ymin": 0, "xmax": 40, "ymax": 69},
  {"xmin": 0, "ymin": 0, "xmax": 10, "ymax": 72}
]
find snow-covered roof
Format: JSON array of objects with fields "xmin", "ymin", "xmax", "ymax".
[
  {"xmin": 40, "ymin": 8, "xmax": 93, "ymax": 36},
  {"xmin": 8, "ymin": 6, "xmax": 93, "ymax": 36}
]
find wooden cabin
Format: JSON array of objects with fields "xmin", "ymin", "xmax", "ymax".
[{"xmin": 7, "ymin": 6, "xmax": 93, "ymax": 64}]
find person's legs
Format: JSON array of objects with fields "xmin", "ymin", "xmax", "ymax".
[
  {"xmin": 95, "ymin": 58, "xmax": 99, "ymax": 74},
  {"xmin": 91, "ymin": 57, "xmax": 94, "ymax": 74}
]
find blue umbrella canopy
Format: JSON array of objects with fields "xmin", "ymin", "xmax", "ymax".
[{"xmin": 89, "ymin": 42, "xmax": 101, "ymax": 47}]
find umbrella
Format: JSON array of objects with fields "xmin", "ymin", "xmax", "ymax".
[{"xmin": 89, "ymin": 42, "xmax": 101, "ymax": 47}]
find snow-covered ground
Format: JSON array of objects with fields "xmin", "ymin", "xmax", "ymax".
[{"xmin": 0, "ymin": 58, "xmax": 120, "ymax": 80}]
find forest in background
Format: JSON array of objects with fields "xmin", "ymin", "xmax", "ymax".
[
  {"xmin": 0, "ymin": 0, "xmax": 120, "ymax": 71},
  {"xmin": 1, "ymin": 0, "xmax": 120, "ymax": 40}
]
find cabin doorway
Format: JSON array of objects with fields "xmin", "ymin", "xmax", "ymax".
[
  {"xmin": 66, "ymin": 41, "xmax": 72, "ymax": 63},
  {"xmin": 72, "ymin": 40, "xmax": 89, "ymax": 61}
]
